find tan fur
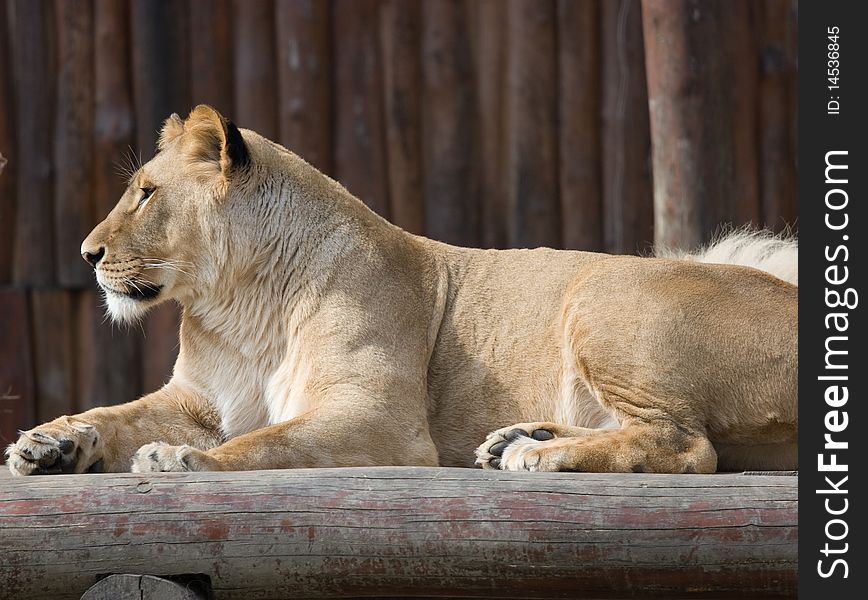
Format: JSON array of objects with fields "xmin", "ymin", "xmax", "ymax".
[{"xmin": 6, "ymin": 105, "xmax": 798, "ymax": 476}]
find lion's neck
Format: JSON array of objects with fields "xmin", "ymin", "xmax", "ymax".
[
  {"xmin": 174, "ymin": 163, "xmax": 381, "ymax": 436},
  {"xmin": 187, "ymin": 165, "xmax": 367, "ymax": 339}
]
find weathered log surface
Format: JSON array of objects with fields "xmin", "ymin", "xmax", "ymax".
[{"xmin": 0, "ymin": 468, "xmax": 796, "ymax": 599}]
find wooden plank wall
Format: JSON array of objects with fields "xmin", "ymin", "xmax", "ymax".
[{"xmin": 0, "ymin": 0, "xmax": 799, "ymax": 452}]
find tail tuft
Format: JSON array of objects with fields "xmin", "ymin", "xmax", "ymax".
[{"xmin": 656, "ymin": 227, "xmax": 798, "ymax": 285}]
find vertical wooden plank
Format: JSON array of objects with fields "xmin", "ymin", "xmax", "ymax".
[
  {"xmin": 0, "ymin": 0, "xmax": 17, "ymax": 284},
  {"xmin": 233, "ymin": 0, "xmax": 278, "ymax": 138},
  {"xmin": 93, "ymin": 0, "xmax": 135, "ymax": 219},
  {"xmin": 558, "ymin": 0, "xmax": 602, "ymax": 251},
  {"xmin": 0, "ymin": 289, "xmax": 35, "ymax": 453},
  {"xmin": 600, "ymin": 0, "xmax": 653, "ymax": 255},
  {"xmin": 642, "ymin": 0, "xmax": 757, "ymax": 251},
  {"xmin": 728, "ymin": 0, "xmax": 760, "ymax": 227},
  {"xmin": 88, "ymin": 0, "xmax": 141, "ymax": 409},
  {"xmin": 421, "ymin": 0, "xmax": 478, "ymax": 246},
  {"xmin": 380, "ymin": 0, "xmax": 424, "ymax": 234},
  {"xmin": 130, "ymin": 0, "xmax": 191, "ymax": 155},
  {"xmin": 333, "ymin": 0, "xmax": 390, "ymax": 217},
  {"xmin": 30, "ymin": 290, "xmax": 76, "ymax": 423},
  {"xmin": 129, "ymin": 0, "xmax": 190, "ymax": 394},
  {"xmin": 504, "ymin": 0, "xmax": 559, "ymax": 249},
  {"xmin": 54, "ymin": 0, "xmax": 94, "ymax": 287},
  {"xmin": 190, "ymin": 0, "xmax": 235, "ymax": 116},
  {"xmin": 76, "ymin": 290, "xmax": 142, "ymax": 409},
  {"xmin": 472, "ymin": 0, "xmax": 506, "ymax": 249},
  {"xmin": 757, "ymin": 0, "xmax": 797, "ymax": 231},
  {"xmin": 787, "ymin": 0, "xmax": 797, "ymax": 209},
  {"xmin": 12, "ymin": 0, "xmax": 56, "ymax": 286},
  {"xmin": 275, "ymin": 0, "xmax": 332, "ymax": 173}
]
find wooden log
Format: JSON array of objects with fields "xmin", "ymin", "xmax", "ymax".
[
  {"xmin": 471, "ymin": 0, "xmax": 506, "ymax": 249},
  {"xmin": 0, "ymin": 468, "xmax": 797, "ymax": 599},
  {"xmin": 504, "ymin": 0, "xmax": 560, "ymax": 249},
  {"xmin": 12, "ymin": 0, "xmax": 56, "ymax": 286},
  {"xmin": 0, "ymin": 289, "xmax": 35, "ymax": 453},
  {"xmin": 642, "ymin": 0, "xmax": 758, "ymax": 250},
  {"xmin": 558, "ymin": 0, "xmax": 602, "ymax": 251},
  {"xmin": 233, "ymin": 0, "xmax": 278, "ymax": 139},
  {"xmin": 380, "ymin": 0, "xmax": 424, "ymax": 235},
  {"xmin": 421, "ymin": 0, "xmax": 478, "ymax": 246},
  {"xmin": 333, "ymin": 0, "xmax": 390, "ymax": 218},
  {"xmin": 130, "ymin": 0, "xmax": 189, "ymax": 394},
  {"xmin": 54, "ymin": 0, "xmax": 95, "ymax": 288},
  {"xmin": 30, "ymin": 290, "xmax": 77, "ymax": 423},
  {"xmin": 93, "ymin": 0, "xmax": 136, "ymax": 218},
  {"xmin": 757, "ymin": 0, "xmax": 797, "ymax": 231},
  {"xmin": 0, "ymin": 0, "xmax": 16, "ymax": 284},
  {"xmin": 276, "ymin": 0, "xmax": 332, "ymax": 174},
  {"xmin": 190, "ymin": 0, "xmax": 235, "ymax": 117},
  {"xmin": 76, "ymin": 289, "xmax": 142, "ymax": 410},
  {"xmin": 600, "ymin": 0, "xmax": 653, "ymax": 255}
]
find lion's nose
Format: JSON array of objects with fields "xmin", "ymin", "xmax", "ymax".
[{"xmin": 81, "ymin": 246, "xmax": 105, "ymax": 268}]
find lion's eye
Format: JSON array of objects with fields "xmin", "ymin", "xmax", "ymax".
[{"xmin": 138, "ymin": 187, "xmax": 155, "ymax": 206}]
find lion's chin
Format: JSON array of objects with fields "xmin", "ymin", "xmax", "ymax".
[{"xmin": 103, "ymin": 288, "xmax": 160, "ymax": 324}]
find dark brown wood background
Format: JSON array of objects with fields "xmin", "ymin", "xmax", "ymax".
[{"xmin": 0, "ymin": 0, "xmax": 798, "ymax": 451}]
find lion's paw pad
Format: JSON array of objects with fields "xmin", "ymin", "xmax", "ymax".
[
  {"xmin": 475, "ymin": 424, "xmax": 556, "ymax": 471},
  {"xmin": 6, "ymin": 420, "xmax": 101, "ymax": 476},
  {"xmin": 131, "ymin": 442, "xmax": 198, "ymax": 473}
]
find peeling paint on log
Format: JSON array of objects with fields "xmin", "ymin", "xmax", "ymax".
[{"xmin": 0, "ymin": 468, "xmax": 796, "ymax": 599}]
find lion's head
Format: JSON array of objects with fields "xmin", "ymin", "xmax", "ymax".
[{"xmin": 81, "ymin": 105, "xmax": 251, "ymax": 323}]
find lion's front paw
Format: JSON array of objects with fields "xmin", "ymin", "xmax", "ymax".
[
  {"xmin": 474, "ymin": 422, "xmax": 557, "ymax": 471},
  {"xmin": 6, "ymin": 417, "xmax": 103, "ymax": 476},
  {"xmin": 131, "ymin": 442, "xmax": 218, "ymax": 473}
]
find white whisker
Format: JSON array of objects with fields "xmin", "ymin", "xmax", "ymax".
[
  {"xmin": 126, "ymin": 279, "xmax": 144, "ymax": 295},
  {"xmin": 139, "ymin": 258, "xmax": 197, "ymax": 280}
]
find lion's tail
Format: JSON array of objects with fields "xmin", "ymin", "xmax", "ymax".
[{"xmin": 656, "ymin": 227, "xmax": 798, "ymax": 286}]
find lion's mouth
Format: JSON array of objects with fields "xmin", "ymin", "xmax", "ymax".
[{"xmin": 103, "ymin": 281, "xmax": 164, "ymax": 301}]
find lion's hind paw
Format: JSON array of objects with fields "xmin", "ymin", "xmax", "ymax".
[{"xmin": 475, "ymin": 423, "xmax": 557, "ymax": 471}]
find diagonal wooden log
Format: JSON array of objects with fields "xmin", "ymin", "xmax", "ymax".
[{"xmin": 0, "ymin": 468, "xmax": 796, "ymax": 599}]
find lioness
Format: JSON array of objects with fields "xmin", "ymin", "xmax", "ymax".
[{"xmin": 6, "ymin": 105, "xmax": 797, "ymax": 476}]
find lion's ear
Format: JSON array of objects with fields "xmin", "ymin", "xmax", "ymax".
[
  {"xmin": 158, "ymin": 113, "xmax": 185, "ymax": 149},
  {"xmin": 181, "ymin": 104, "xmax": 250, "ymax": 176}
]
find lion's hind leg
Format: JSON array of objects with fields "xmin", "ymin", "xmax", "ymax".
[
  {"xmin": 476, "ymin": 420, "xmax": 717, "ymax": 473},
  {"xmin": 475, "ymin": 422, "xmax": 595, "ymax": 470}
]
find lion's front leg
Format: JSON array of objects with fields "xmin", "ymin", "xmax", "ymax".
[
  {"xmin": 6, "ymin": 384, "xmax": 222, "ymax": 475},
  {"xmin": 474, "ymin": 421, "xmax": 596, "ymax": 471},
  {"xmin": 6, "ymin": 417, "xmax": 104, "ymax": 475},
  {"xmin": 130, "ymin": 403, "xmax": 440, "ymax": 472},
  {"xmin": 476, "ymin": 421, "xmax": 718, "ymax": 474},
  {"xmin": 131, "ymin": 442, "xmax": 222, "ymax": 473}
]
